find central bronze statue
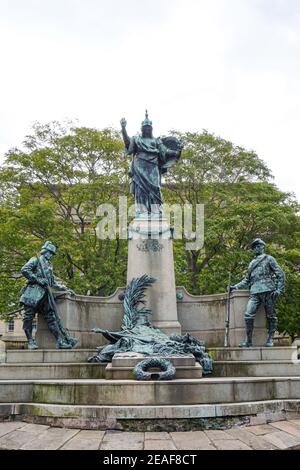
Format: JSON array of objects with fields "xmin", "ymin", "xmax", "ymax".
[{"xmin": 121, "ymin": 111, "xmax": 183, "ymax": 216}]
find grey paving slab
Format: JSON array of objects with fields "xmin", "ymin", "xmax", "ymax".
[
  {"xmin": 204, "ymin": 430, "xmax": 235, "ymax": 441},
  {"xmin": 16, "ymin": 423, "xmax": 50, "ymax": 433},
  {"xmin": 226, "ymin": 428, "xmax": 278, "ymax": 450},
  {"xmin": 100, "ymin": 431, "xmax": 144, "ymax": 450},
  {"xmin": 61, "ymin": 430, "xmax": 105, "ymax": 450},
  {"xmin": 262, "ymin": 430, "xmax": 300, "ymax": 450},
  {"xmin": 144, "ymin": 439, "xmax": 176, "ymax": 450},
  {"xmin": 288, "ymin": 419, "xmax": 300, "ymax": 426},
  {"xmin": 145, "ymin": 432, "xmax": 170, "ymax": 440},
  {"xmin": 246, "ymin": 424, "xmax": 278, "ymax": 435},
  {"xmin": 213, "ymin": 439, "xmax": 252, "ymax": 450},
  {"xmin": 170, "ymin": 431, "xmax": 215, "ymax": 450},
  {"xmin": 20, "ymin": 427, "xmax": 80, "ymax": 450},
  {"xmin": 0, "ymin": 421, "xmax": 26, "ymax": 438},
  {"xmin": 270, "ymin": 420, "xmax": 300, "ymax": 438},
  {"xmin": 0, "ymin": 429, "xmax": 41, "ymax": 450}
]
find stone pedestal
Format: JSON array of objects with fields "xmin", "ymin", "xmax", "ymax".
[
  {"xmin": 105, "ymin": 352, "xmax": 203, "ymax": 379},
  {"xmin": 127, "ymin": 217, "xmax": 181, "ymax": 335}
]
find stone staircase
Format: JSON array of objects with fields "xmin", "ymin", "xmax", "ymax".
[{"xmin": 0, "ymin": 346, "xmax": 299, "ymax": 429}]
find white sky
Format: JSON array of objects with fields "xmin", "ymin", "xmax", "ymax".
[{"xmin": 0, "ymin": 0, "xmax": 299, "ymax": 200}]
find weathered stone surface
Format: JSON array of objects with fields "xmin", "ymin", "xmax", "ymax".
[
  {"xmin": 112, "ymin": 353, "xmax": 195, "ymax": 367},
  {"xmin": 204, "ymin": 430, "xmax": 235, "ymax": 440},
  {"xmin": 60, "ymin": 430, "xmax": 105, "ymax": 450},
  {"xmin": 105, "ymin": 363, "xmax": 202, "ymax": 380},
  {"xmin": 248, "ymin": 414, "xmax": 268, "ymax": 426},
  {"xmin": 213, "ymin": 360, "xmax": 300, "ymax": 377},
  {"xmin": 261, "ymin": 347, "xmax": 297, "ymax": 361},
  {"xmin": 170, "ymin": 431, "xmax": 215, "ymax": 450},
  {"xmin": 144, "ymin": 439, "xmax": 176, "ymax": 450},
  {"xmin": 289, "ymin": 418, "xmax": 300, "ymax": 426},
  {"xmin": 247, "ymin": 424, "xmax": 277, "ymax": 435},
  {"xmin": 21, "ymin": 426, "xmax": 79, "ymax": 450},
  {"xmin": 0, "ymin": 363, "xmax": 106, "ymax": 380},
  {"xmin": 1, "ymin": 420, "xmax": 300, "ymax": 449},
  {"xmin": 0, "ymin": 422, "xmax": 51, "ymax": 450},
  {"xmin": 34, "ymin": 283, "xmax": 270, "ymax": 349},
  {"xmin": 0, "ymin": 421, "xmax": 26, "ymax": 438},
  {"xmin": 5, "ymin": 349, "xmax": 97, "ymax": 364},
  {"xmin": 208, "ymin": 346, "xmax": 297, "ymax": 362},
  {"xmin": 0, "ymin": 382, "xmax": 33, "ymax": 403},
  {"xmin": 270, "ymin": 420, "xmax": 300, "ymax": 437},
  {"xmin": 100, "ymin": 431, "xmax": 144, "ymax": 450},
  {"xmin": 3, "ymin": 377, "xmax": 300, "ymax": 407},
  {"xmin": 213, "ymin": 439, "xmax": 252, "ymax": 450},
  {"xmin": 145, "ymin": 431, "xmax": 170, "ymax": 440},
  {"xmin": 262, "ymin": 430, "xmax": 300, "ymax": 449},
  {"xmin": 226, "ymin": 428, "xmax": 277, "ymax": 450},
  {"xmin": 127, "ymin": 218, "xmax": 181, "ymax": 335}
]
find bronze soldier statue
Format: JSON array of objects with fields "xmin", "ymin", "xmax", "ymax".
[
  {"xmin": 230, "ymin": 238, "xmax": 285, "ymax": 347},
  {"xmin": 20, "ymin": 241, "xmax": 79, "ymax": 350}
]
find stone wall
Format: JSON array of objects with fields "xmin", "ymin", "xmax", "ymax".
[{"xmin": 36, "ymin": 287, "xmax": 268, "ymax": 349}]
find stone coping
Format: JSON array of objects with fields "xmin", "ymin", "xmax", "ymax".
[{"xmin": 1, "ymin": 399, "xmax": 300, "ymax": 422}]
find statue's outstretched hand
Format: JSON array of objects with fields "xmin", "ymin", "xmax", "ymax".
[
  {"xmin": 228, "ymin": 285, "xmax": 236, "ymax": 292},
  {"xmin": 92, "ymin": 328, "xmax": 102, "ymax": 333},
  {"xmin": 120, "ymin": 118, "xmax": 127, "ymax": 128}
]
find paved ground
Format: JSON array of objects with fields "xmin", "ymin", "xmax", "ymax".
[{"xmin": 1, "ymin": 419, "xmax": 300, "ymax": 450}]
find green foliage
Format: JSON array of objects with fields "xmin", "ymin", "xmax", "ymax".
[{"xmin": 0, "ymin": 121, "xmax": 131, "ymax": 318}]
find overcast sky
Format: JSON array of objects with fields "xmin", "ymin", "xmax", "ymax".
[{"xmin": 0, "ymin": 0, "xmax": 299, "ymax": 200}]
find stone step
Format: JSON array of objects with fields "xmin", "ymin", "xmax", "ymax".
[
  {"xmin": 1, "ymin": 376, "xmax": 300, "ymax": 405},
  {"xmin": 0, "ymin": 363, "xmax": 106, "ymax": 380},
  {"xmin": 214, "ymin": 360, "xmax": 300, "ymax": 377},
  {"xmin": 105, "ymin": 363, "xmax": 203, "ymax": 380},
  {"xmin": 2, "ymin": 399, "xmax": 300, "ymax": 424},
  {"xmin": 3, "ymin": 349, "xmax": 97, "ymax": 364},
  {"xmin": 208, "ymin": 346, "xmax": 297, "ymax": 361}
]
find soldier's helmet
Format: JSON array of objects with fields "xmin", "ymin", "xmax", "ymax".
[
  {"xmin": 250, "ymin": 238, "xmax": 266, "ymax": 249},
  {"xmin": 41, "ymin": 240, "xmax": 57, "ymax": 255}
]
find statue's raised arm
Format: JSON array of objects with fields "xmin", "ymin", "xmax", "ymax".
[{"xmin": 120, "ymin": 117, "xmax": 130, "ymax": 150}]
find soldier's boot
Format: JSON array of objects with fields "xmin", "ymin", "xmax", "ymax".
[
  {"xmin": 24, "ymin": 328, "xmax": 38, "ymax": 350},
  {"xmin": 48, "ymin": 322, "xmax": 72, "ymax": 350},
  {"xmin": 56, "ymin": 338, "xmax": 73, "ymax": 350},
  {"xmin": 264, "ymin": 318, "xmax": 277, "ymax": 347},
  {"xmin": 238, "ymin": 319, "xmax": 254, "ymax": 347}
]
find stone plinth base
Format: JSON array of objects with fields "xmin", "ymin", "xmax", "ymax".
[
  {"xmin": 127, "ymin": 218, "xmax": 181, "ymax": 335},
  {"xmin": 105, "ymin": 352, "xmax": 203, "ymax": 380}
]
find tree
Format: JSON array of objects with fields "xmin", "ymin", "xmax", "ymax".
[
  {"xmin": 163, "ymin": 130, "xmax": 300, "ymax": 296},
  {"xmin": 0, "ymin": 121, "xmax": 131, "ymax": 316}
]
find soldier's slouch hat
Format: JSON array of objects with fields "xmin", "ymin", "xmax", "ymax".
[
  {"xmin": 250, "ymin": 238, "xmax": 266, "ymax": 249},
  {"xmin": 41, "ymin": 240, "xmax": 57, "ymax": 255}
]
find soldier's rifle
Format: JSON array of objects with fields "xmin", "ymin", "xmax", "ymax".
[
  {"xmin": 224, "ymin": 272, "xmax": 232, "ymax": 347},
  {"xmin": 36, "ymin": 255, "xmax": 73, "ymax": 344}
]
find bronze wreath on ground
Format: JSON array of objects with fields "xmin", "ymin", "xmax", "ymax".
[{"xmin": 133, "ymin": 357, "xmax": 176, "ymax": 381}]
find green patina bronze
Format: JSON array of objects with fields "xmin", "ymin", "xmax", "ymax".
[
  {"xmin": 230, "ymin": 238, "xmax": 285, "ymax": 347},
  {"xmin": 20, "ymin": 241, "xmax": 79, "ymax": 350},
  {"xmin": 88, "ymin": 274, "xmax": 213, "ymax": 375},
  {"xmin": 121, "ymin": 111, "xmax": 183, "ymax": 217}
]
